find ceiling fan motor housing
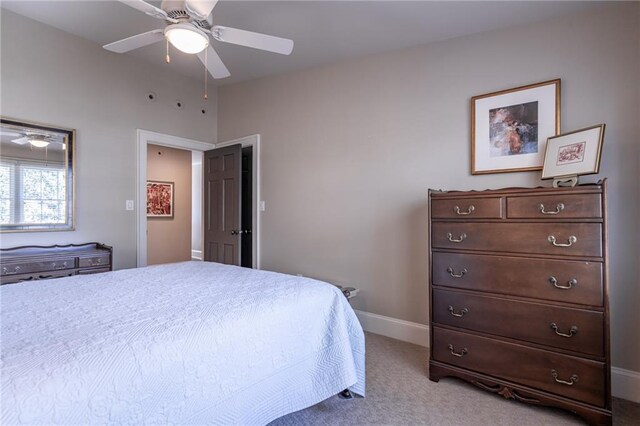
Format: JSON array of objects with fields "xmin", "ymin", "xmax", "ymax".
[{"xmin": 161, "ymin": 0, "xmax": 213, "ymax": 29}]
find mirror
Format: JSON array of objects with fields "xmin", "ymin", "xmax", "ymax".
[{"xmin": 0, "ymin": 118, "xmax": 75, "ymax": 232}]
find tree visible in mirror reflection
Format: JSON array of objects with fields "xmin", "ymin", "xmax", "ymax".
[{"xmin": 0, "ymin": 161, "xmax": 65, "ymax": 224}]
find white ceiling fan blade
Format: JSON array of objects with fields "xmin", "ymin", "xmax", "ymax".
[
  {"xmin": 184, "ymin": 0, "xmax": 218, "ymax": 20},
  {"xmin": 117, "ymin": 0, "xmax": 175, "ymax": 22},
  {"xmin": 197, "ymin": 45, "xmax": 230, "ymax": 79},
  {"xmin": 0, "ymin": 130, "xmax": 23, "ymax": 137},
  {"xmin": 211, "ymin": 26, "xmax": 294, "ymax": 55},
  {"xmin": 103, "ymin": 29, "xmax": 165, "ymax": 53},
  {"xmin": 11, "ymin": 137, "xmax": 29, "ymax": 145}
]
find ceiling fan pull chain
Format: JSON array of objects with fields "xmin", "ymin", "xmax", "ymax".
[
  {"xmin": 204, "ymin": 47, "xmax": 208, "ymax": 100},
  {"xmin": 165, "ymin": 39, "xmax": 170, "ymax": 64}
]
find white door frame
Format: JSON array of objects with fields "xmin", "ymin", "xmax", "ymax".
[
  {"xmin": 214, "ymin": 134, "xmax": 261, "ymax": 269},
  {"xmin": 136, "ymin": 129, "xmax": 215, "ymax": 267}
]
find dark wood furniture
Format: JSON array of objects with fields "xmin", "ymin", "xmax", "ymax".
[
  {"xmin": 428, "ymin": 181, "xmax": 611, "ymax": 425},
  {"xmin": 0, "ymin": 243, "xmax": 112, "ymax": 285}
]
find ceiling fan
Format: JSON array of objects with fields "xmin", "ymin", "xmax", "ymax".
[
  {"xmin": 0, "ymin": 130, "xmax": 60, "ymax": 148},
  {"xmin": 103, "ymin": 0, "xmax": 294, "ymax": 80}
]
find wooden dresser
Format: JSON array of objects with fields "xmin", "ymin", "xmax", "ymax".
[
  {"xmin": 0, "ymin": 243, "xmax": 112, "ymax": 285},
  {"xmin": 428, "ymin": 181, "xmax": 610, "ymax": 425}
]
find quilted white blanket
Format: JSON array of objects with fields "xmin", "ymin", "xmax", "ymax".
[{"xmin": 0, "ymin": 261, "xmax": 365, "ymax": 425}]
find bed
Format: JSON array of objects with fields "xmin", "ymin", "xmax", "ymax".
[{"xmin": 0, "ymin": 261, "xmax": 365, "ymax": 425}]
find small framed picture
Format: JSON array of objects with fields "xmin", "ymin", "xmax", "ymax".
[
  {"xmin": 541, "ymin": 124, "xmax": 605, "ymax": 180},
  {"xmin": 146, "ymin": 181, "xmax": 174, "ymax": 218},
  {"xmin": 471, "ymin": 79, "xmax": 560, "ymax": 174}
]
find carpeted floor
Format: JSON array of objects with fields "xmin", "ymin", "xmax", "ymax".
[{"xmin": 270, "ymin": 332, "xmax": 640, "ymax": 425}]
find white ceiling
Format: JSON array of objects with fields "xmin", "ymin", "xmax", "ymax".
[{"xmin": 2, "ymin": 1, "xmax": 608, "ymax": 86}]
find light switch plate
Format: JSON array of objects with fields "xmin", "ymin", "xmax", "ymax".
[
  {"xmin": 260, "ymin": 201, "xmax": 266, "ymax": 211},
  {"xmin": 126, "ymin": 200, "xmax": 134, "ymax": 211}
]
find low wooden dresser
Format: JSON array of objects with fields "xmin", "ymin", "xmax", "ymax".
[
  {"xmin": 428, "ymin": 181, "xmax": 610, "ymax": 425},
  {"xmin": 1, "ymin": 243, "xmax": 112, "ymax": 285}
]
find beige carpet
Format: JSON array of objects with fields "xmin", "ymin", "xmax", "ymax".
[{"xmin": 270, "ymin": 332, "xmax": 640, "ymax": 425}]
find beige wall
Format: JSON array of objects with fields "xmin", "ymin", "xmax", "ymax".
[
  {"xmin": 0, "ymin": 10, "xmax": 216, "ymax": 269},
  {"xmin": 218, "ymin": 3, "xmax": 640, "ymax": 373},
  {"xmin": 147, "ymin": 144, "xmax": 192, "ymax": 265}
]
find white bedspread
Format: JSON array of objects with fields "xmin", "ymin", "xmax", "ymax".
[{"xmin": 0, "ymin": 261, "xmax": 365, "ymax": 425}]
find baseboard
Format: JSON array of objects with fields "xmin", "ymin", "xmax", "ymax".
[
  {"xmin": 354, "ymin": 310, "xmax": 428, "ymax": 347},
  {"xmin": 612, "ymin": 366, "xmax": 640, "ymax": 403},
  {"xmin": 354, "ymin": 309, "xmax": 640, "ymax": 403},
  {"xmin": 191, "ymin": 250, "xmax": 203, "ymax": 261}
]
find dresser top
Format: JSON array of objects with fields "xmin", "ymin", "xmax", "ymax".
[
  {"xmin": 0, "ymin": 243, "xmax": 111, "ymax": 263},
  {"xmin": 430, "ymin": 179, "xmax": 606, "ymax": 198}
]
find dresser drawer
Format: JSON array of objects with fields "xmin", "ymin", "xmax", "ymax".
[
  {"xmin": 431, "ymin": 197, "xmax": 502, "ymax": 219},
  {"xmin": 432, "ymin": 289, "xmax": 604, "ymax": 356},
  {"xmin": 432, "ymin": 326, "xmax": 606, "ymax": 407},
  {"xmin": 0, "ymin": 270, "xmax": 76, "ymax": 285},
  {"xmin": 78, "ymin": 255, "xmax": 110, "ymax": 268},
  {"xmin": 432, "ymin": 222, "xmax": 602, "ymax": 257},
  {"xmin": 78, "ymin": 267, "xmax": 110, "ymax": 275},
  {"xmin": 1, "ymin": 257, "xmax": 76, "ymax": 276},
  {"xmin": 432, "ymin": 252, "xmax": 603, "ymax": 306},
  {"xmin": 507, "ymin": 194, "xmax": 602, "ymax": 219}
]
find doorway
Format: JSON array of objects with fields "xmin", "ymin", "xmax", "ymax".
[
  {"xmin": 146, "ymin": 144, "xmax": 193, "ymax": 265},
  {"xmin": 136, "ymin": 130, "xmax": 215, "ymax": 267},
  {"xmin": 241, "ymin": 146, "xmax": 253, "ymax": 267},
  {"xmin": 136, "ymin": 131, "xmax": 260, "ymax": 268}
]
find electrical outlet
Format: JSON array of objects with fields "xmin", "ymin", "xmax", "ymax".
[{"xmin": 260, "ymin": 201, "xmax": 266, "ymax": 211}]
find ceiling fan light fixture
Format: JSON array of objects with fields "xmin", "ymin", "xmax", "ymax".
[
  {"xmin": 29, "ymin": 139, "xmax": 50, "ymax": 148},
  {"xmin": 165, "ymin": 24, "xmax": 209, "ymax": 54}
]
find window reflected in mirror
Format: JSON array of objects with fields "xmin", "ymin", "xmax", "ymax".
[{"xmin": 0, "ymin": 118, "xmax": 75, "ymax": 232}]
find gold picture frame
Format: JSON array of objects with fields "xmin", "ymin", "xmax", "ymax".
[
  {"xmin": 471, "ymin": 79, "xmax": 561, "ymax": 175},
  {"xmin": 542, "ymin": 124, "xmax": 605, "ymax": 180}
]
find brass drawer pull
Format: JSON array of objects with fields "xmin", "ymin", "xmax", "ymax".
[
  {"xmin": 447, "ymin": 233, "xmax": 467, "ymax": 243},
  {"xmin": 454, "ymin": 205, "xmax": 475, "ymax": 215},
  {"xmin": 549, "ymin": 277, "xmax": 577, "ymax": 289},
  {"xmin": 548, "ymin": 235, "xmax": 577, "ymax": 247},
  {"xmin": 448, "ymin": 344, "xmax": 468, "ymax": 357},
  {"xmin": 550, "ymin": 323, "xmax": 578, "ymax": 338},
  {"xmin": 51, "ymin": 261, "xmax": 69, "ymax": 270},
  {"xmin": 2, "ymin": 265, "xmax": 22, "ymax": 275},
  {"xmin": 539, "ymin": 203, "xmax": 565, "ymax": 215},
  {"xmin": 448, "ymin": 306, "xmax": 469, "ymax": 317},
  {"xmin": 447, "ymin": 267, "xmax": 467, "ymax": 278},
  {"xmin": 551, "ymin": 370, "xmax": 579, "ymax": 386}
]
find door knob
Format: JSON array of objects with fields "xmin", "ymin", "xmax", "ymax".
[{"xmin": 231, "ymin": 229, "xmax": 241, "ymax": 235}]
